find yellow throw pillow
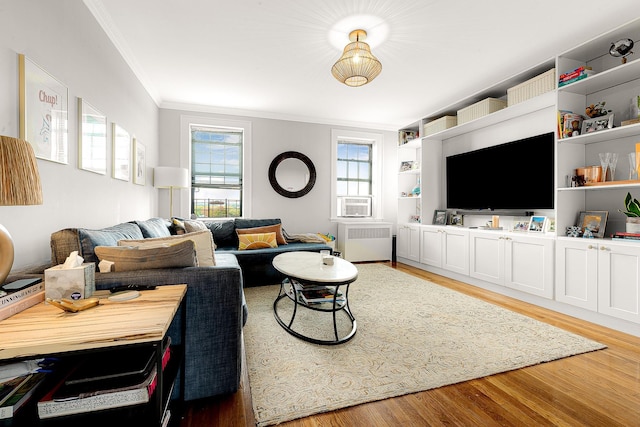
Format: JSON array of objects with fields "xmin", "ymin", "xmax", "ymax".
[
  {"xmin": 238, "ymin": 232, "xmax": 278, "ymax": 250},
  {"xmin": 118, "ymin": 229, "xmax": 215, "ymax": 266},
  {"xmin": 95, "ymin": 240, "xmax": 196, "ymax": 272},
  {"xmin": 236, "ymin": 223, "xmax": 287, "ymax": 245}
]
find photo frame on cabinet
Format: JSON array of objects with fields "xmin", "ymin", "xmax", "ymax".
[
  {"xmin": 581, "ymin": 113, "xmax": 614, "ymax": 134},
  {"xmin": 528, "ymin": 216, "xmax": 547, "ymax": 233},
  {"xmin": 577, "ymin": 211, "xmax": 608, "ymax": 238},
  {"xmin": 133, "ymin": 138, "xmax": 145, "ymax": 185},
  {"xmin": 511, "ymin": 217, "xmax": 530, "ymax": 232},
  {"xmin": 78, "ymin": 98, "xmax": 107, "ymax": 175},
  {"xmin": 19, "ymin": 54, "xmax": 68, "ymax": 164},
  {"xmin": 449, "ymin": 213, "xmax": 463, "ymax": 226},
  {"xmin": 112, "ymin": 123, "xmax": 131, "ymax": 181},
  {"xmin": 399, "ymin": 161, "xmax": 415, "ymax": 172},
  {"xmin": 432, "ymin": 210, "xmax": 447, "ymax": 225}
]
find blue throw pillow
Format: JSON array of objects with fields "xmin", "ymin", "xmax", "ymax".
[
  {"xmin": 206, "ymin": 220, "xmax": 237, "ymax": 248},
  {"xmin": 78, "ymin": 223, "xmax": 144, "ymax": 264},
  {"xmin": 134, "ymin": 218, "xmax": 172, "ymax": 238}
]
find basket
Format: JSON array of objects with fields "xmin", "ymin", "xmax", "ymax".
[
  {"xmin": 507, "ymin": 68, "xmax": 556, "ymax": 106},
  {"xmin": 457, "ymin": 98, "xmax": 507, "ymax": 124},
  {"xmin": 423, "ymin": 116, "xmax": 457, "ymax": 136}
]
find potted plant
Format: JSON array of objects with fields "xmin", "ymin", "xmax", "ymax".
[{"xmin": 619, "ymin": 192, "xmax": 640, "ymax": 232}]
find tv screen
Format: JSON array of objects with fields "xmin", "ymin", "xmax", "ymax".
[{"xmin": 446, "ymin": 132, "xmax": 554, "ymax": 211}]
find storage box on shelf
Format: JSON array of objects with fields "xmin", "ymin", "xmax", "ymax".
[
  {"xmin": 457, "ymin": 98, "xmax": 507, "ymax": 124},
  {"xmin": 423, "ymin": 116, "xmax": 457, "ymax": 136},
  {"xmin": 507, "ymin": 68, "xmax": 556, "ymax": 106}
]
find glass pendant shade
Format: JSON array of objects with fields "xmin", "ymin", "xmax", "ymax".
[{"xmin": 331, "ymin": 29, "xmax": 382, "ymax": 87}]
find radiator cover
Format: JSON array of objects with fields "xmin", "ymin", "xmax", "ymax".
[{"xmin": 337, "ymin": 222, "xmax": 393, "ymax": 262}]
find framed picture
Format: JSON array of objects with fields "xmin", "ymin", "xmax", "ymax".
[
  {"xmin": 78, "ymin": 98, "xmax": 107, "ymax": 175},
  {"xmin": 511, "ymin": 217, "xmax": 530, "ymax": 232},
  {"xmin": 112, "ymin": 123, "xmax": 131, "ymax": 181},
  {"xmin": 577, "ymin": 211, "xmax": 608, "ymax": 238},
  {"xmin": 581, "ymin": 113, "xmax": 614, "ymax": 134},
  {"xmin": 133, "ymin": 138, "xmax": 146, "ymax": 185},
  {"xmin": 528, "ymin": 216, "xmax": 547, "ymax": 233},
  {"xmin": 449, "ymin": 213, "xmax": 463, "ymax": 226},
  {"xmin": 409, "ymin": 215, "xmax": 421, "ymax": 223},
  {"xmin": 399, "ymin": 161, "xmax": 415, "ymax": 172},
  {"xmin": 398, "ymin": 130, "xmax": 418, "ymax": 146},
  {"xmin": 19, "ymin": 54, "xmax": 69, "ymax": 164},
  {"xmin": 433, "ymin": 210, "xmax": 447, "ymax": 225}
]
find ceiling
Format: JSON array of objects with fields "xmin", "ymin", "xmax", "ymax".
[{"xmin": 84, "ymin": 0, "xmax": 638, "ymax": 130}]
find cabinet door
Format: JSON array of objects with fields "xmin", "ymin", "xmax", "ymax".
[
  {"xmin": 505, "ymin": 234, "xmax": 554, "ymax": 299},
  {"xmin": 396, "ymin": 225, "xmax": 410, "ymax": 260},
  {"xmin": 556, "ymin": 239, "xmax": 598, "ymax": 310},
  {"xmin": 469, "ymin": 232, "xmax": 504, "ymax": 285},
  {"xmin": 442, "ymin": 228, "xmax": 469, "ymax": 275},
  {"xmin": 407, "ymin": 225, "xmax": 420, "ymax": 261},
  {"xmin": 420, "ymin": 226, "xmax": 443, "ymax": 268},
  {"xmin": 598, "ymin": 242, "xmax": 640, "ymax": 324}
]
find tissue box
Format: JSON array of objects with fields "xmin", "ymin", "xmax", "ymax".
[{"xmin": 45, "ymin": 263, "xmax": 95, "ymax": 300}]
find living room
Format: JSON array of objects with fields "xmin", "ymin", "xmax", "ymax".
[{"xmin": 2, "ymin": 1, "xmax": 640, "ymax": 426}]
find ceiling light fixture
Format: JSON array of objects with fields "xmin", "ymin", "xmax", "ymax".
[{"xmin": 331, "ymin": 29, "xmax": 382, "ymax": 87}]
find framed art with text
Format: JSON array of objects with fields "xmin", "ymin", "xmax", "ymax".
[{"xmin": 19, "ymin": 54, "xmax": 68, "ymax": 164}]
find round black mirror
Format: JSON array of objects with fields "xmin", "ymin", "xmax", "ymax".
[{"xmin": 268, "ymin": 151, "xmax": 316, "ymax": 198}]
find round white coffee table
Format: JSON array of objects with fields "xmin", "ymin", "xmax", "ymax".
[{"xmin": 272, "ymin": 251, "xmax": 358, "ymax": 345}]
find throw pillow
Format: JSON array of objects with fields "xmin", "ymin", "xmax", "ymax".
[
  {"xmin": 78, "ymin": 223, "xmax": 145, "ymax": 264},
  {"xmin": 134, "ymin": 218, "xmax": 172, "ymax": 238},
  {"xmin": 171, "ymin": 218, "xmax": 187, "ymax": 235},
  {"xmin": 95, "ymin": 240, "xmax": 196, "ymax": 272},
  {"xmin": 238, "ymin": 232, "xmax": 278, "ymax": 250},
  {"xmin": 184, "ymin": 219, "xmax": 208, "ymax": 233},
  {"xmin": 236, "ymin": 223, "xmax": 287, "ymax": 245},
  {"xmin": 118, "ymin": 229, "xmax": 216, "ymax": 266},
  {"xmin": 206, "ymin": 220, "xmax": 237, "ymax": 248}
]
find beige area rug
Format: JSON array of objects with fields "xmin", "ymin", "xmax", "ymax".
[{"xmin": 243, "ymin": 263, "xmax": 606, "ymax": 426}]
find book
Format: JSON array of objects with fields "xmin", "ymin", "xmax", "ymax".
[
  {"xmin": 0, "ymin": 376, "xmax": 32, "ymax": 407},
  {"xmin": 0, "ymin": 281, "xmax": 44, "ymax": 308},
  {"xmin": 0, "ymin": 372, "xmax": 47, "ymax": 419},
  {"xmin": 37, "ymin": 366, "xmax": 158, "ymax": 419},
  {"xmin": 0, "ymin": 291, "xmax": 44, "ymax": 322}
]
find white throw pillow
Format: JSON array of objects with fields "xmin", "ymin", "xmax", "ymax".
[{"xmin": 118, "ymin": 229, "xmax": 215, "ymax": 266}]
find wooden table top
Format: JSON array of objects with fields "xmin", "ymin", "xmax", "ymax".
[
  {"xmin": 272, "ymin": 251, "xmax": 358, "ymax": 284},
  {"xmin": 0, "ymin": 284, "xmax": 186, "ymax": 360}
]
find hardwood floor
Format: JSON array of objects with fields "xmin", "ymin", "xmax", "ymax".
[{"xmin": 179, "ymin": 262, "xmax": 640, "ymax": 427}]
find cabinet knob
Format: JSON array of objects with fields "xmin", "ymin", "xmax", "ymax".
[
  {"xmin": 588, "ymin": 245, "xmax": 595, "ymax": 249},
  {"xmin": 600, "ymin": 246, "xmax": 608, "ymax": 251}
]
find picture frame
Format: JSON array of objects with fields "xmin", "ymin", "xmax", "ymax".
[
  {"xmin": 511, "ymin": 217, "xmax": 530, "ymax": 232},
  {"xmin": 433, "ymin": 210, "xmax": 447, "ymax": 225},
  {"xmin": 528, "ymin": 216, "xmax": 547, "ymax": 233},
  {"xmin": 581, "ymin": 113, "xmax": 614, "ymax": 134},
  {"xmin": 78, "ymin": 98, "xmax": 107, "ymax": 175},
  {"xmin": 449, "ymin": 213, "xmax": 463, "ymax": 226},
  {"xmin": 19, "ymin": 54, "xmax": 69, "ymax": 164},
  {"xmin": 133, "ymin": 138, "xmax": 146, "ymax": 185},
  {"xmin": 409, "ymin": 215, "xmax": 421, "ymax": 223},
  {"xmin": 399, "ymin": 161, "xmax": 415, "ymax": 172},
  {"xmin": 112, "ymin": 123, "xmax": 131, "ymax": 181},
  {"xmin": 398, "ymin": 130, "xmax": 418, "ymax": 146},
  {"xmin": 577, "ymin": 210, "xmax": 608, "ymax": 238}
]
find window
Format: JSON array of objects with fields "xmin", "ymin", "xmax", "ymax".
[
  {"xmin": 331, "ymin": 129, "xmax": 383, "ymax": 220},
  {"xmin": 180, "ymin": 116, "xmax": 252, "ymax": 219}
]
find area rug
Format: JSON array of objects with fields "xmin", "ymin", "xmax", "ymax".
[{"xmin": 243, "ymin": 263, "xmax": 606, "ymax": 426}]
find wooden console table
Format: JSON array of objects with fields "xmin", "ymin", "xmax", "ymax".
[{"xmin": 0, "ymin": 284, "xmax": 187, "ymax": 426}]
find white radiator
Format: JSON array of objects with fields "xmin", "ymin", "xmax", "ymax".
[{"xmin": 337, "ymin": 222, "xmax": 393, "ymax": 262}]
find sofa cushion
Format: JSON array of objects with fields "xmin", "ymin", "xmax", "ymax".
[
  {"xmin": 238, "ymin": 232, "xmax": 277, "ymax": 250},
  {"xmin": 119, "ymin": 229, "xmax": 216, "ymax": 266},
  {"xmin": 95, "ymin": 240, "xmax": 197, "ymax": 272},
  {"xmin": 172, "ymin": 218, "xmax": 208, "ymax": 235},
  {"xmin": 206, "ymin": 220, "xmax": 237, "ymax": 248},
  {"xmin": 134, "ymin": 218, "xmax": 172, "ymax": 238},
  {"xmin": 236, "ymin": 223, "xmax": 287, "ymax": 245},
  {"xmin": 78, "ymin": 223, "xmax": 145, "ymax": 264},
  {"xmin": 234, "ymin": 218, "xmax": 281, "ymax": 230}
]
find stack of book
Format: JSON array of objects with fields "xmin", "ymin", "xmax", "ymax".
[
  {"xmin": 612, "ymin": 231, "xmax": 640, "ymax": 240},
  {"xmin": 0, "ymin": 278, "xmax": 45, "ymax": 322},
  {"xmin": 0, "ymin": 358, "xmax": 57, "ymax": 422},
  {"xmin": 289, "ymin": 279, "xmax": 344, "ymax": 306},
  {"xmin": 558, "ymin": 66, "xmax": 593, "ymax": 87}
]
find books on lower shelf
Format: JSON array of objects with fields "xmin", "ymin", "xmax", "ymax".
[
  {"xmin": 0, "ymin": 291, "xmax": 45, "ymax": 322},
  {"xmin": 0, "ymin": 280, "xmax": 44, "ymax": 309},
  {"xmin": 612, "ymin": 231, "xmax": 640, "ymax": 240},
  {"xmin": 289, "ymin": 279, "xmax": 345, "ymax": 305},
  {"xmin": 0, "ymin": 372, "xmax": 48, "ymax": 419}
]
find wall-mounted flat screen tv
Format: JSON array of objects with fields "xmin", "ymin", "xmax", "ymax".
[{"xmin": 446, "ymin": 132, "xmax": 554, "ymax": 211}]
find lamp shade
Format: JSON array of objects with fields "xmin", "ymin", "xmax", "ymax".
[
  {"xmin": 331, "ymin": 29, "xmax": 382, "ymax": 87},
  {"xmin": 154, "ymin": 167, "xmax": 189, "ymax": 188},
  {"xmin": 0, "ymin": 136, "xmax": 43, "ymax": 206}
]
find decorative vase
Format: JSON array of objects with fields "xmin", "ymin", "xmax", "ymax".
[{"xmin": 626, "ymin": 217, "xmax": 640, "ymax": 233}]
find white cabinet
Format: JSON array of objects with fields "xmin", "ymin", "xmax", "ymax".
[
  {"xmin": 396, "ymin": 224, "xmax": 420, "ymax": 262},
  {"xmin": 470, "ymin": 231, "xmax": 555, "ymax": 298},
  {"xmin": 557, "ymin": 238, "xmax": 640, "ymax": 323},
  {"xmin": 420, "ymin": 226, "xmax": 469, "ymax": 275}
]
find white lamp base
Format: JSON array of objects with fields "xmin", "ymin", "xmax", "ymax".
[{"xmin": 0, "ymin": 224, "xmax": 15, "ymax": 285}]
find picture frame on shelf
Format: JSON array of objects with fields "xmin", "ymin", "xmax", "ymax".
[
  {"xmin": 449, "ymin": 213, "xmax": 463, "ymax": 226},
  {"xmin": 409, "ymin": 215, "xmax": 421, "ymax": 223},
  {"xmin": 581, "ymin": 113, "xmax": 614, "ymax": 134},
  {"xmin": 577, "ymin": 211, "xmax": 608, "ymax": 238},
  {"xmin": 398, "ymin": 130, "xmax": 418, "ymax": 146},
  {"xmin": 511, "ymin": 217, "xmax": 530, "ymax": 232},
  {"xmin": 19, "ymin": 54, "xmax": 69, "ymax": 164},
  {"xmin": 78, "ymin": 98, "xmax": 107, "ymax": 175},
  {"xmin": 432, "ymin": 210, "xmax": 447, "ymax": 225},
  {"xmin": 399, "ymin": 161, "xmax": 415, "ymax": 172},
  {"xmin": 528, "ymin": 216, "xmax": 547, "ymax": 233},
  {"xmin": 546, "ymin": 217, "xmax": 556, "ymax": 234}
]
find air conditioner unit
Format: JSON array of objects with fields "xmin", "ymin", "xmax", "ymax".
[
  {"xmin": 339, "ymin": 197, "xmax": 372, "ymax": 217},
  {"xmin": 337, "ymin": 222, "xmax": 392, "ymax": 262}
]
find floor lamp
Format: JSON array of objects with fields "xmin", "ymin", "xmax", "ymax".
[
  {"xmin": 0, "ymin": 136, "xmax": 43, "ymax": 285},
  {"xmin": 154, "ymin": 167, "xmax": 189, "ymax": 218}
]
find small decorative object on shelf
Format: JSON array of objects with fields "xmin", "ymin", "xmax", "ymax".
[
  {"xmin": 576, "ymin": 211, "xmax": 608, "ymax": 238},
  {"xmin": 528, "ymin": 216, "xmax": 547, "ymax": 233},
  {"xmin": 566, "ymin": 226, "xmax": 582, "ymax": 238},
  {"xmin": 398, "ymin": 130, "xmax": 418, "ymax": 146},
  {"xmin": 582, "ymin": 113, "xmax": 614, "ymax": 134},
  {"xmin": 619, "ymin": 192, "xmax": 640, "ymax": 233},
  {"xmin": 411, "ymin": 177, "xmax": 421, "ymax": 196},
  {"xmin": 609, "ymin": 38, "xmax": 634, "ymax": 64},
  {"xmin": 409, "ymin": 215, "xmax": 421, "ymax": 223},
  {"xmin": 449, "ymin": 213, "xmax": 463, "ymax": 226},
  {"xmin": 561, "ymin": 112, "xmax": 584, "ymax": 138},
  {"xmin": 432, "ymin": 210, "xmax": 447, "ymax": 225},
  {"xmin": 629, "ymin": 153, "xmax": 638, "ymax": 180},
  {"xmin": 399, "ymin": 161, "xmax": 415, "ymax": 172},
  {"xmin": 585, "ymin": 101, "xmax": 611, "ymax": 118}
]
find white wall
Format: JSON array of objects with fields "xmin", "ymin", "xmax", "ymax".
[
  {"xmin": 159, "ymin": 108, "xmax": 398, "ymax": 238},
  {"xmin": 0, "ymin": 1, "xmax": 159, "ymax": 270}
]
